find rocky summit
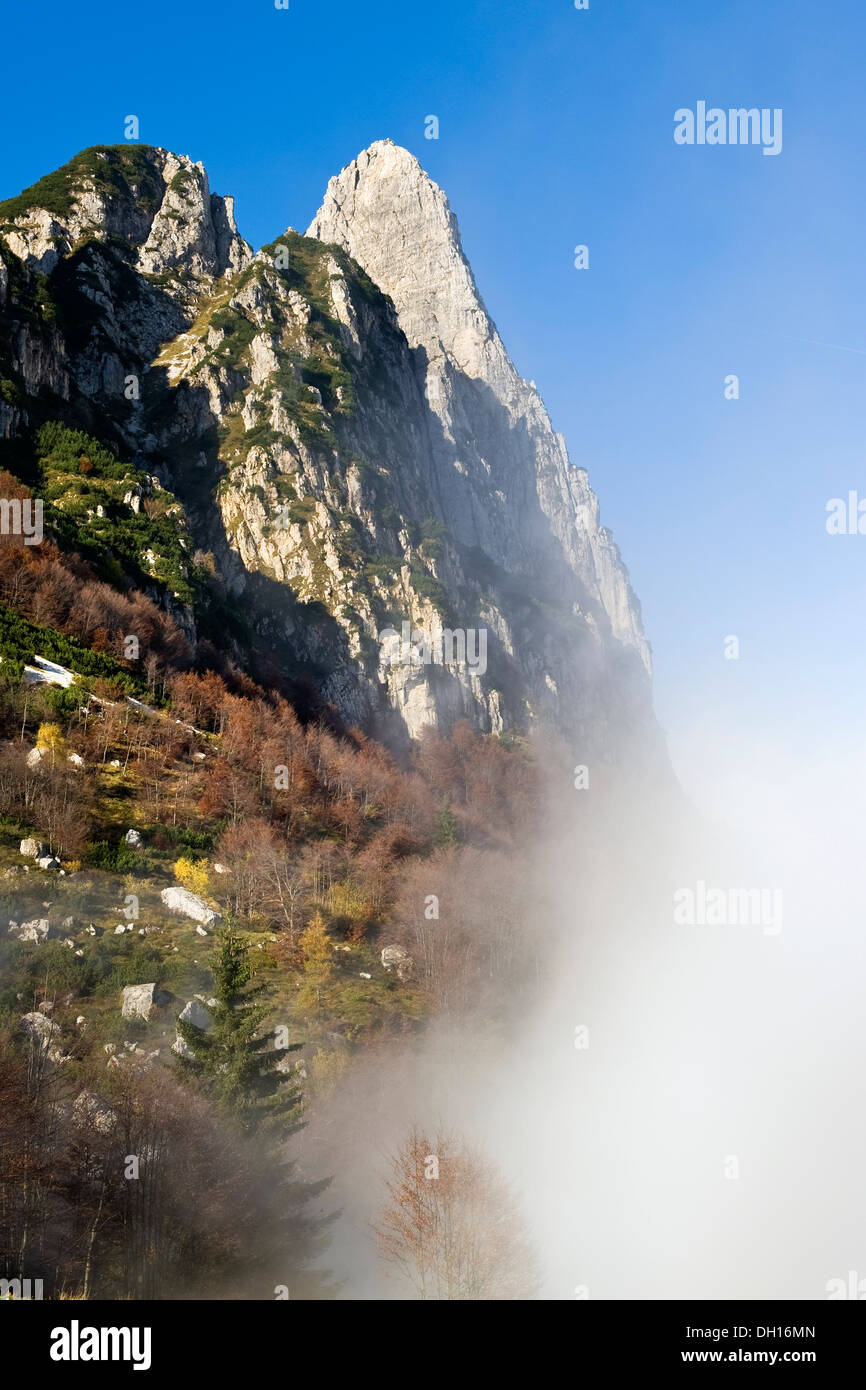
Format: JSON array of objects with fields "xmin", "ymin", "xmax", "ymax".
[{"xmin": 0, "ymin": 141, "xmax": 656, "ymax": 757}]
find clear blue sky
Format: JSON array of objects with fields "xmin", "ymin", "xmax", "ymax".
[{"xmin": 3, "ymin": 0, "xmax": 865, "ymax": 794}]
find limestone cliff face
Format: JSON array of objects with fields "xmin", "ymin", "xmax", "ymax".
[
  {"xmin": 0, "ymin": 142, "xmax": 659, "ymax": 760},
  {"xmin": 308, "ymin": 141, "xmax": 650, "ymax": 672},
  {"xmin": 0, "ymin": 145, "xmax": 251, "ymax": 445},
  {"xmin": 0, "ymin": 149, "xmax": 247, "ymax": 283}
]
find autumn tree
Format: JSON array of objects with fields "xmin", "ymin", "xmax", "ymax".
[
  {"xmin": 393, "ymin": 849, "xmax": 534, "ymax": 1017},
  {"xmin": 0, "ymin": 745, "xmax": 92, "ymax": 858},
  {"xmin": 296, "ymin": 912, "xmax": 336, "ymax": 1017},
  {"xmin": 215, "ymin": 818, "xmax": 277, "ymax": 922},
  {"xmin": 375, "ymin": 1125, "xmax": 539, "ymax": 1300},
  {"xmin": 215, "ymin": 819, "xmax": 310, "ymax": 941},
  {"xmin": 173, "ymin": 854, "xmax": 211, "ymax": 898},
  {"xmin": 0, "ymin": 1030, "xmax": 332, "ymax": 1299}
]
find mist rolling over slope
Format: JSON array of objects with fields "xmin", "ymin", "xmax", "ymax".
[{"xmin": 299, "ymin": 730, "xmax": 866, "ymax": 1300}]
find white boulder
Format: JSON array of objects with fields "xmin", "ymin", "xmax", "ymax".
[
  {"xmin": 8, "ymin": 918, "xmax": 50, "ymax": 944},
  {"xmin": 160, "ymin": 885, "xmax": 220, "ymax": 927},
  {"xmin": 72, "ymin": 1091, "xmax": 115, "ymax": 1134},
  {"xmin": 20, "ymin": 1011, "xmax": 65, "ymax": 1061},
  {"xmin": 121, "ymin": 983, "xmax": 159, "ymax": 1021},
  {"xmin": 380, "ymin": 945, "xmax": 414, "ymax": 981},
  {"xmin": 178, "ymin": 997, "xmax": 215, "ymax": 1031}
]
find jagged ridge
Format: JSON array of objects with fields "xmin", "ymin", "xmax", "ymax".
[{"xmin": 0, "ymin": 141, "xmax": 659, "ymax": 762}]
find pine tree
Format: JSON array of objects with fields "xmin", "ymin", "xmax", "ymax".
[
  {"xmin": 175, "ymin": 922, "xmax": 336, "ymax": 1296},
  {"xmin": 434, "ymin": 802, "xmax": 460, "ymax": 849},
  {"xmin": 175, "ymin": 922, "xmax": 303, "ymax": 1138}
]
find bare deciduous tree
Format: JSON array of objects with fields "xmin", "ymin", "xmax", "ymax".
[{"xmin": 375, "ymin": 1125, "xmax": 539, "ymax": 1300}]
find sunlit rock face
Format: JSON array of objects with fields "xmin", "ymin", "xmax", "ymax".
[
  {"xmin": 1, "ymin": 141, "xmax": 661, "ymax": 760},
  {"xmin": 308, "ymin": 140, "xmax": 650, "ymax": 669}
]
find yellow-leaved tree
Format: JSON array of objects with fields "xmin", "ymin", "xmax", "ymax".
[
  {"xmin": 36, "ymin": 722, "xmax": 66, "ymax": 759},
  {"xmin": 173, "ymin": 856, "xmax": 211, "ymax": 898},
  {"xmin": 296, "ymin": 912, "xmax": 336, "ymax": 1016}
]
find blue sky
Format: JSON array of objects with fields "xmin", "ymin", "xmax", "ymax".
[{"xmin": 2, "ymin": 0, "xmax": 865, "ymax": 796}]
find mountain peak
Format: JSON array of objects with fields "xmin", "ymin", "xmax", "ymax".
[
  {"xmin": 0, "ymin": 139, "xmax": 653, "ymax": 750},
  {"xmin": 336, "ymin": 138, "xmax": 428, "ymax": 172},
  {"xmin": 0, "ymin": 145, "xmax": 250, "ymax": 281},
  {"xmin": 307, "ymin": 141, "xmax": 651, "ymax": 675},
  {"xmin": 306, "ymin": 141, "xmax": 481, "ymax": 364}
]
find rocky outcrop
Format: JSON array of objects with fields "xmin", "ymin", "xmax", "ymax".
[
  {"xmin": 1, "ymin": 146, "xmax": 250, "ymax": 282},
  {"xmin": 8, "ymin": 918, "xmax": 50, "ymax": 943},
  {"xmin": 0, "ymin": 145, "xmax": 252, "ymax": 452},
  {"xmin": 20, "ymin": 1011, "xmax": 66, "ymax": 1062},
  {"xmin": 160, "ymin": 886, "xmax": 220, "ymax": 927},
  {"xmin": 72, "ymin": 1090, "xmax": 116, "ymax": 1134},
  {"xmin": 0, "ymin": 141, "xmax": 662, "ymax": 764},
  {"xmin": 173, "ymin": 994, "xmax": 216, "ymax": 1058},
  {"xmin": 178, "ymin": 996, "xmax": 215, "ymax": 1031},
  {"xmin": 381, "ymin": 944, "xmax": 414, "ymax": 982},
  {"xmin": 135, "ymin": 152, "xmax": 249, "ymax": 280},
  {"xmin": 121, "ymin": 983, "xmax": 159, "ymax": 1020},
  {"xmin": 307, "ymin": 140, "xmax": 649, "ymax": 669}
]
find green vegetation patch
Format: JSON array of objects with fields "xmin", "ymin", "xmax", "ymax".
[
  {"xmin": 35, "ymin": 421, "xmax": 203, "ymax": 604},
  {"xmin": 0, "ymin": 599, "xmax": 143, "ymax": 696},
  {"xmin": 0, "ymin": 145, "xmax": 162, "ymax": 228}
]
